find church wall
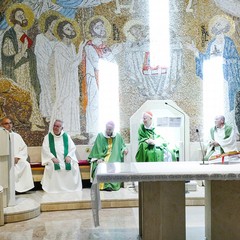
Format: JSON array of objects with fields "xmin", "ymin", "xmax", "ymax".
[{"xmin": 0, "ymin": 0, "xmax": 240, "ymax": 151}]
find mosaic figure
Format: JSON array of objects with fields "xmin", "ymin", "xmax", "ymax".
[
  {"xmin": 123, "ymin": 19, "xmax": 156, "ymax": 96},
  {"xmin": 49, "ymin": 17, "xmax": 85, "ymax": 138},
  {"xmin": 1, "ymin": 3, "xmax": 44, "ymax": 131},
  {"xmin": 35, "ymin": 10, "xmax": 62, "ymax": 121},
  {"xmin": 82, "ymin": 16, "xmax": 121, "ymax": 143},
  {"xmin": 186, "ymin": 15, "xmax": 240, "ymax": 112},
  {"xmin": 123, "ymin": 19, "xmax": 183, "ymax": 97}
]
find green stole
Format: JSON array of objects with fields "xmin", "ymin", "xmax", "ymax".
[
  {"xmin": 205, "ymin": 124, "xmax": 233, "ymax": 160},
  {"xmin": 210, "ymin": 124, "xmax": 232, "ymax": 140},
  {"xmin": 48, "ymin": 132, "xmax": 71, "ymax": 170}
]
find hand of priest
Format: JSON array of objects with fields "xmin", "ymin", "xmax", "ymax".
[
  {"xmin": 146, "ymin": 139, "xmax": 155, "ymax": 145},
  {"xmin": 52, "ymin": 157, "xmax": 60, "ymax": 164},
  {"xmin": 14, "ymin": 157, "xmax": 20, "ymax": 164},
  {"xmin": 97, "ymin": 159, "xmax": 104, "ymax": 164},
  {"xmin": 210, "ymin": 140, "xmax": 220, "ymax": 147},
  {"xmin": 65, "ymin": 156, "xmax": 72, "ymax": 163},
  {"xmin": 124, "ymin": 149, "xmax": 128, "ymax": 155}
]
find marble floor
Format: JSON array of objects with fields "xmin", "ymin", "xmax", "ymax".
[
  {"xmin": 0, "ymin": 207, "xmax": 205, "ymax": 240},
  {"xmin": 0, "ymin": 184, "xmax": 205, "ymax": 240}
]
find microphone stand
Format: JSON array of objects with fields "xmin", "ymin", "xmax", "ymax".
[
  {"xmin": 165, "ymin": 102, "xmax": 185, "ymax": 161},
  {"xmin": 196, "ymin": 129, "xmax": 208, "ymax": 165}
]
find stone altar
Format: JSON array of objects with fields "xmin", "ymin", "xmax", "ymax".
[{"xmin": 92, "ymin": 161, "xmax": 240, "ymax": 240}]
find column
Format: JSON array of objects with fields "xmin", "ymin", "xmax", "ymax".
[
  {"xmin": 0, "ymin": 129, "xmax": 10, "ymax": 207},
  {"xmin": 205, "ymin": 180, "xmax": 240, "ymax": 240},
  {"xmin": 0, "ymin": 128, "xmax": 15, "ymax": 207},
  {"xmin": 0, "ymin": 185, "xmax": 4, "ymax": 226},
  {"xmin": 139, "ymin": 181, "xmax": 185, "ymax": 240}
]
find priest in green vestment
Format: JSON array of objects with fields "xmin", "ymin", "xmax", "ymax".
[
  {"xmin": 205, "ymin": 115, "xmax": 239, "ymax": 161},
  {"xmin": 88, "ymin": 121, "xmax": 128, "ymax": 191},
  {"xmin": 41, "ymin": 119, "xmax": 82, "ymax": 193},
  {"xmin": 136, "ymin": 111, "xmax": 177, "ymax": 162}
]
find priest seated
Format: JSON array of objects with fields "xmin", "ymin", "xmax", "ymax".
[
  {"xmin": 41, "ymin": 119, "xmax": 82, "ymax": 193},
  {"xmin": 135, "ymin": 111, "xmax": 178, "ymax": 162},
  {"xmin": 205, "ymin": 115, "xmax": 240, "ymax": 164},
  {"xmin": 88, "ymin": 121, "xmax": 128, "ymax": 191}
]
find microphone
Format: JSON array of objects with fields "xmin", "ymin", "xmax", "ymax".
[
  {"xmin": 165, "ymin": 102, "xmax": 185, "ymax": 161},
  {"xmin": 196, "ymin": 129, "xmax": 207, "ymax": 165},
  {"xmin": 165, "ymin": 102, "xmax": 184, "ymax": 115}
]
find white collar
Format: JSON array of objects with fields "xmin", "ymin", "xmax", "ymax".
[
  {"xmin": 50, "ymin": 130, "xmax": 64, "ymax": 138},
  {"xmin": 103, "ymin": 131, "xmax": 116, "ymax": 138}
]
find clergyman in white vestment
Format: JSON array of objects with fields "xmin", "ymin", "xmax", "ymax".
[
  {"xmin": 41, "ymin": 119, "xmax": 82, "ymax": 193},
  {"xmin": 0, "ymin": 117, "xmax": 34, "ymax": 193},
  {"xmin": 205, "ymin": 115, "xmax": 239, "ymax": 162}
]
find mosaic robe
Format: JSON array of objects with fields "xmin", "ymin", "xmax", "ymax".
[
  {"xmin": 35, "ymin": 33, "xmax": 57, "ymax": 119},
  {"xmin": 196, "ymin": 36, "xmax": 240, "ymax": 111},
  {"xmin": 50, "ymin": 41, "xmax": 82, "ymax": 137},
  {"xmin": 1, "ymin": 27, "xmax": 44, "ymax": 129},
  {"xmin": 82, "ymin": 40, "xmax": 116, "ymax": 142}
]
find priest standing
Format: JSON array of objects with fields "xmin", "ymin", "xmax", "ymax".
[
  {"xmin": 41, "ymin": 119, "xmax": 82, "ymax": 193},
  {"xmin": 88, "ymin": 121, "xmax": 128, "ymax": 191},
  {"xmin": 0, "ymin": 117, "xmax": 34, "ymax": 193}
]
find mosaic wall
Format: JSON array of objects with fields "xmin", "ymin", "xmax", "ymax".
[{"xmin": 0, "ymin": 0, "xmax": 240, "ymax": 146}]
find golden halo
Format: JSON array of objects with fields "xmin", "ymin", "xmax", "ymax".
[
  {"xmin": 38, "ymin": 10, "xmax": 62, "ymax": 33},
  {"xmin": 85, "ymin": 15, "xmax": 111, "ymax": 40},
  {"xmin": 5, "ymin": 3, "xmax": 34, "ymax": 30},
  {"xmin": 123, "ymin": 19, "xmax": 146, "ymax": 41},
  {"xmin": 53, "ymin": 17, "xmax": 81, "ymax": 44},
  {"xmin": 208, "ymin": 15, "xmax": 235, "ymax": 37}
]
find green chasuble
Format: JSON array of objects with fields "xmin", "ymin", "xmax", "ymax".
[
  {"xmin": 88, "ymin": 132, "xmax": 127, "ymax": 191},
  {"xmin": 135, "ymin": 124, "xmax": 177, "ymax": 162}
]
